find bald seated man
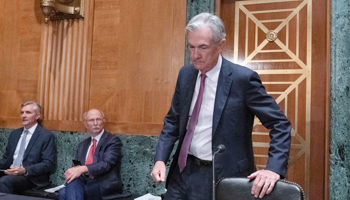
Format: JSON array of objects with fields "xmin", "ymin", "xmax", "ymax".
[{"xmin": 58, "ymin": 109, "xmax": 123, "ymax": 200}]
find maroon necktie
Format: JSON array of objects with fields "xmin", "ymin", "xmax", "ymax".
[
  {"xmin": 178, "ymin": 73, "xmax": 207, "ymax": 172},
  {"xmin": 85, "ymin": 139, "xmax": 96, "ymax": 165}
]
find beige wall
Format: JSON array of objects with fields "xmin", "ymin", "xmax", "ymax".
[{"xmin": 0, "ymin": 0, "xmax": 187, "ymax": 135}]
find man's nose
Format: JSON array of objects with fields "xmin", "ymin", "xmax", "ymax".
[{"xmin": 193, "ymin": 48, "xmax": 201, "ymax": 59}]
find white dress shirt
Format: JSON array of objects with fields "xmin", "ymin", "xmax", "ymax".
[
  {"xmin": 189, "ymin": 55, "xmax": 222, "ymax": 161},
  {"xmin": 85, "ymin": 129, "xmax": 104, "ymax": 161},
  {"xmin": 12, "ymin": 123, "xmax": 37, "ymax": 166}
]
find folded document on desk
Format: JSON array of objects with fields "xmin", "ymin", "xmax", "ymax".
[
  {"xmin": 44, "ymin": 184, "xmax": 65, "ymax": 193},
  {"xmin": 134, "ymin": 193, "xmax": 161, "ymax": 200}
]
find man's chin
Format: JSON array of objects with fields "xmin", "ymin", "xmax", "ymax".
[
  {"xmin": 22, "ymin": 122, "xmax": 36, "ymax": 128},
  {"xmin": 193, "ymin": 64, "xmax": 207, "ymax": 72},
  {"xmin": 193, "ymin": 64, "xmax": 202, "ymax": 69}
]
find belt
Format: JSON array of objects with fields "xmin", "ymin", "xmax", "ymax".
[{"xmin": 188, "ymin": 154, "xmax": 212, "ymax": 166}]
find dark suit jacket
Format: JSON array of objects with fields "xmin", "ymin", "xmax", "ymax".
[
  {"xmin": 155, "ymin": 58, "xmax": 291, "ymax": 186},
  {"xmin": 76, "ymin": 131, "xmax": 123, "ymax": 200},
  {"xmin": 0, "ymin": 125, "xmax": 57, "ymax": 188}
]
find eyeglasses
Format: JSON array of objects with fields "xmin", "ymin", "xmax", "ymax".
[{"xmin": 86, "ymin": 118, "xmax": 104, "ymax": 124}]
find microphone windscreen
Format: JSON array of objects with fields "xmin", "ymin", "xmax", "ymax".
[{"xmin": 217, "ymin": 144, "xmax": 226, "ymax": 153}]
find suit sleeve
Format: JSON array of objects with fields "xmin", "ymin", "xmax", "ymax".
[
  {"xmin": 87, "ymin": 136, "xmax": 122, "ymax": 178},
  {"xmin": 25, "ymin": 132, "xmax": 57, "ymax": 176},
  {"xmin": 0, "ymin": 150, "xmax": 8, "ymax": 168},
  {"xmin": 154, "ymin": 72, "xmax": 182, "ymax": 163},
  {"xmin": 245, "ymin": 71, "xmax": 291, "ymax": 178}
]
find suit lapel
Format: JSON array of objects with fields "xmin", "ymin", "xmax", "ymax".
[
  {"xmin": 212, "ymin": 58, "xmax": 234, "ymax": 136},
  {"xmin": 179, "ymin": 67, "xmax": 198, "ymax": 138},
  {"xmin": 6, "ymin": 129, "xmax": 23, "ymax": 165},
  {"xmin": 94, "ymin": 132, "xmax": 106, "ymax": 162},
  {"xmin": 12, "ymin": 129, "xmax": 23, "ymax": 151},
  {"xmin": 81, "ymin": 137, "xmax": 91, "ymax": 165},
  {"xmin": 23, "ymin": 126, "xmax": 40, "ymax": 161}
]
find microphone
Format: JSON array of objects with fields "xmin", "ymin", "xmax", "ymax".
[
  {"xmin": 215, "ymin": 144, "xmax": 226, "ymax": 154},
  {"xmin": 212, "ymin": 144, "xmax": 226, "ymax": 200}
]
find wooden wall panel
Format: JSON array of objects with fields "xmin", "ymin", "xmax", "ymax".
[
  {"xmin": 0, "ymin": 0, "xmax": 42, "ymax": 127},
  {"xmin": 0, "ymin": 1, "xmax": 187, "ymax": 135},
  {"xmin": 38, "ymin": 0, "xmax": 94, "ymax": 131},
  {"xmin": 90, "ymin": 0, "xmax": 186, "ymax": 135},
  {"xmin": 219, "ymin": 0, "xmax": 328, "ymax": 199}
]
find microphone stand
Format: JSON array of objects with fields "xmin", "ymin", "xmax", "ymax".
[{"xmin": 212, "ymin": 144, "xmax": 226, "ymax": 200}]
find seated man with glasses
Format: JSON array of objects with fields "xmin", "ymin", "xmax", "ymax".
[{"xmin": 58, "ymin": 109, "xmax": 124, "ymax": 200}]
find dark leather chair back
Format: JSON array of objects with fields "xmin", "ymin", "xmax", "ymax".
[{"xmin": 216, "ymin": 178, "xmax": 304, "ymax": 200}]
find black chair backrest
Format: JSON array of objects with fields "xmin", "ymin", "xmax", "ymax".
[{"xmin": 216, "ymin": 178, "xmax": 304, "ymax": 200}]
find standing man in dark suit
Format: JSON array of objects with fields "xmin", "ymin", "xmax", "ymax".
[
  {"xmin": 0, "ymin": 101, "xmax": 57, "ymax": 194},
  {"xmin": 58, "ymin": 109, "xmax": 123, "ymax": 200},
  {"xmin": 151, "ymin": 13, "xmax": 291, "ymax": 200}
]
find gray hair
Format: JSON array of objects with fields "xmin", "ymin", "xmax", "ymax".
[
  {"xmin": 186, "ymin": 13, "xmax": 226, "ymax": 44},
  {"xmin": 21, "ymin": 101, "xmax": 41, "ymax": 115}
]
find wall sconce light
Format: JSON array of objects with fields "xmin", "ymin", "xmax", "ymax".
[{"xmin": 40, "ymin": 0, "xmax": 84, "ymax": 23}]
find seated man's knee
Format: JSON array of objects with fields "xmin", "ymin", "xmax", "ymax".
[
  {"xmin": 65, "ymin": 178, "xmax": 84, "ymax": 188},
  {"xmin": 0, "ymin": 176, "xmax": 14, "ymax": 193},
  {"xmin": 64, "ymin": 178, "xmax": 85, "ymax": 199},
  {"xmin": 57, "ymin": 188, "xmax": 66, "ymax": 200}
]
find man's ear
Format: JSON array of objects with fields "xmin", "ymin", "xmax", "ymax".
[
  {"xmin": 36, "ymin": 113, "xmax": 41, "ymax": 120},
  {"xmin": 218, "ymin": 39, "xmax": 226, "ymax": 50}
]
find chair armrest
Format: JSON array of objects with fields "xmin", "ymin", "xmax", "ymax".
[{"xmin": 215, "ymin": 178, "xmax": 304, "ymax": 200}]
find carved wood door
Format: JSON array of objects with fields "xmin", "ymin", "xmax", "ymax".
[{"xmin": 219, "ymin": 0, "xmax": 329, "ymax": 199}]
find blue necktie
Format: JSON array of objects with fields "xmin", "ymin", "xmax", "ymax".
[{"xmin": 13, "ymin": 130, "xmax": 29, "ymax": 167}]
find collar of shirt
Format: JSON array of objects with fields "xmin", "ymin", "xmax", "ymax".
[
  {"xmin": 196, "ymin": 54, "xmax": 222, "ymax": 83},
  {"xmin": 91, "ymin": 129, "xmax": 104, "ymax": 145},
  {"xmin": 25, "ymin": 123, "xmax": 38, "ymax": 135}
]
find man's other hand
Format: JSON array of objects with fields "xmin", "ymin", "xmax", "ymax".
[
  {"xmin": 4, "ymin": 166, "xmax": 25, "ymax": 175},
  {"xmin": 248, "ymin": 169, "xmax": 280, "ymax": 198},
  {"xmin": 150, "ymin": 161, "xmax": 166, "ymax": 183},
  {"xmin": 64, "ymin": 165, "xmax": 88, "ymax": 184}
]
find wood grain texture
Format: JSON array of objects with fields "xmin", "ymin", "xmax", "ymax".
[
  {"xmin": 38, "ymin": 0, "xmax": 94, "ymax": 131},
  {"xmin": 0, "ymin": 0, "xmax": 187, "ymax": 134},
  {"xmin": 90, "ymin": 0, "xmax": 186, "ymax": 134},
  {"xmin": 0, "ymin": 0, "xmax": 42, "ymax": 127},
  {"xmin": 219, "ymin": 0, "xmax": 328, "ymax": 199}
]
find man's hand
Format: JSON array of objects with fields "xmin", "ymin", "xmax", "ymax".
[
  {"xmin": 64, "ymin": 165, "xmax": 88, "ymax": 184},
  {"xmin": 150, "ymin": 161, "xmax": 166, "ymax": 183},
  {"xmin": 248, "ymin": 169, "xmax": 280, "ymax": 198},
  {"xmin": 4, "ymin": 166, "xmax": 26, "ymax": 176}
]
